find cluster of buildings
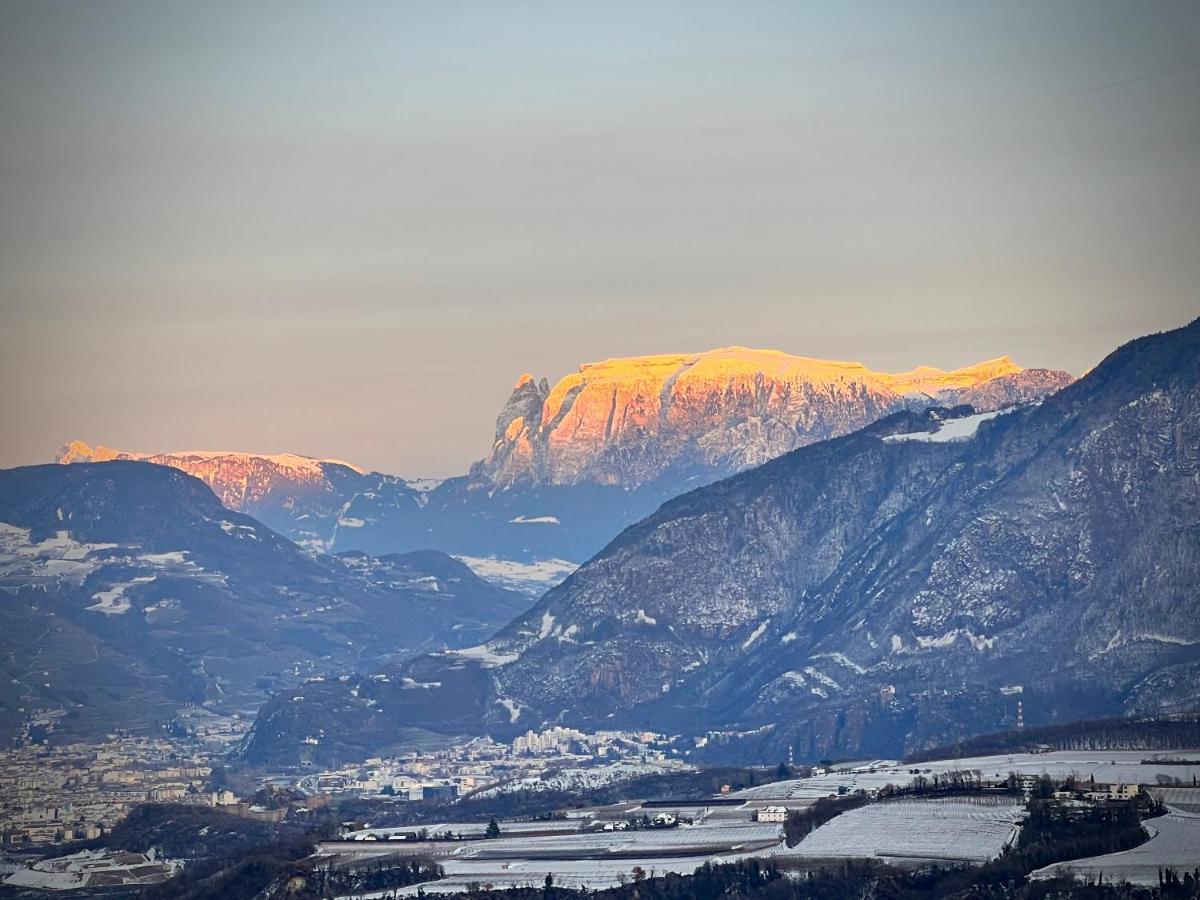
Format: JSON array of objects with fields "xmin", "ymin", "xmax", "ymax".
[
  {"xmin": 0, "ymin": 735, "xmax": 221, "ymax": 847},
  {"xmin": 291, "ymin": 728, "xmax": 674, "ymax": 801},
  {"xmin": 510, "ymin": 727, "xmax": 663, "ymax": 758}
]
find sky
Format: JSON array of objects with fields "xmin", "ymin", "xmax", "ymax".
[{"xmin": 1, "ymin": 1, "xmax": 1198, "ymax": 477}]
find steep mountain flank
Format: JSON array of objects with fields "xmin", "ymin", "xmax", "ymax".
[
  {"xmin": 0, "ymin": 462, "xmax": 529, "ymax": 743},
  {"xmin": 477, "ymin": 348, "xmax": 1073, "ymax": 488},
  {"xmin": 244, "ymin": 321, "xmax": 1198, "ymax": 766}
]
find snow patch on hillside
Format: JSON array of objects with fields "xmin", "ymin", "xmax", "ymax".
[
  {"xmin": 452, "ymin": 644, "xmax": 519, "ymax": 667},
  {"xmin": 814, "ymin": 652, "xmax": 868, "ymax": 674},
  {"xmin": 455, "ymin": 556, "xmax": 577, "ymax": 597},
  {"xmin": 883, "ymin": 408, "xmax": 1016, "ymax": 444},
  {"xmin": 915, "ymin": 629, "xmax": 996, "ymax": 651},
  {"xmin": 497, "ymin": 697, "xmax": 523, "ymax": 723},
  {"xmin": 742, "ymin": 620, "xmax": 769, "ymax": 649},
  {"xmin": 87, "ymin": 576, "xmax": 156, "ymax": 615}
]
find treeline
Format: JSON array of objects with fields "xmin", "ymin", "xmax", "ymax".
[
  {"xmin": 135, "ymin": 836, "xmax": 442, "ymax": 900},
  {"xmin": 136, "ymin": 834, "xmax": 316, "ymax": 900},
  {"xmin": 429, "ymin": 857, "xmax": 1199, "ymax": 900},
  {"xmin": 290, "ymin": 858, "xmax": 444, "ymax": 898},
  {"xmin": 907, "ymin": 715, "xmax": 1200, "ymax": 763},
  {"xmin": 996, "ymin": 800, "xmax": 1150, "ymax": 879},
  {"xmin": 40, "ymin": 803, "xmax": 309, "ymax": 862}
]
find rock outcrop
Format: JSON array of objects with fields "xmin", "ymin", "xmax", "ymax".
[{"xmin": 478, "ymin": 348, "xmax": 1074, "ymax": 488}]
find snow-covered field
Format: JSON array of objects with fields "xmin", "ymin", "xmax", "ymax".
[
  {"xmin": 0, "ymin": 524, "xmax": 226, "ymax": 614},
  {"xmin": 1032, "ymin": 812, "xmax": 1200, "ymax": 886},
  {"xmin": 882, "ymin": 407, "xmax": 1014, "ymax": 443},
  {"xmin": 461, "ymin": 823, "xmax": 781, "ymax": 859},
  {"xmin": 329, "ymin": 821, "xmax": 782, "ymax": 895},
  {"xmin": 775, "ymin": 797, "xmax": 1023, "ymax": 864},
  {"xmin": 1149, "ymin": 787, "xmax": 1200, "ymax": 815},
  {"xmin": 733, "ymin": 751, "xmax": 1200, "ymax": 801},
  {"xmin": 2, "ymin": 849, "xmax": 180, "ymax": 891},
  {"xmin": 455, "ymin": 556, "xmax": 577, "ymax": 597},
  {"xmin": 377, "ymin": 823, "xmax": 780, "ymax": 896},
  {"xmin": 392, "ymin": 853, "xmax": 756, "ymax": 896},
  {"xmin": 322, "ymin": 751, "xmax": 1200, "ymax": 896},
  {"xmin": 0, "ymin": 524, "xmax": 115, "ymax": 589}
]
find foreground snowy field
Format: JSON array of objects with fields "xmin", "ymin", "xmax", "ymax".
[
  {"xmin": 391, "ymin": 852, "xmax": 763, "ymax": 896},
  {"xmin": 462, "ymin": 823, "xmax": 782, "ymax": 859},
  {"xmin": 733, "ymin": 751, "xmax": 1200, "ymax": 801},
  {"xmin": 774, "ymin": 797, "xmax": 1024, "ymax": 864},
  {"xmin": 1032, "ymin": 811, "xmax": 1200, "ymax": 886},
  {"xmin": 327, "ymin": 822, "xmax": 782, "ymax": 894},
  {"xmin": 326, "ymin": 749, "xmax": 1200, "ymax": 896}
]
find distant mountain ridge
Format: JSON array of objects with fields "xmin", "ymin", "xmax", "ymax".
[
  {"xmin": 57, "ymin": 349, "xmax": 1072, "ymax": 566},
  {"xmin": 242, "ymin": 320, "xmax": 1199, "ymax": 767},
  {"xmin": 54, "ymin": 442, "xmax": 429, "ymax": 554},
  {"xmin": 0, "ymin": 461, "xmax": 529, "ymax": 744},
  {"xmin": 477, "ymin": 347, "xmax": 1074, "ymax": 488}
]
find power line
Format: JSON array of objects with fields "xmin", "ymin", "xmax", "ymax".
[{"xmin": 1068, "ymin": 61, "xmax": 1200, "ymax": 97}]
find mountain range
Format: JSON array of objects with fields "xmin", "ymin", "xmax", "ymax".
[
  {"xmin": 242, "ymin": 320, "xmax": 1200, "ymax": 766},
  {"xmin": 0, "ymin": 461, "xmax": 528, "ymax": 744},
  {"xmin": 0, "ymin": 345, "xmax": 1086, "ymax": 750},
  {"xmin": 478, "ymin": 348, "xmax": 1072, "ymax": 488},
  {"xmin": 59, "ymin": 349, "xmax": 1072, "ymax": 569}
]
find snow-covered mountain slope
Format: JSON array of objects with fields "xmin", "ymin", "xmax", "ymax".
[
  {"xmin": 0, "ymin": 461, "xmax": 530, "ymax": 744},
  {"xmin": 55, "ymin": 442, "xmax": 429, "ymax": 552},
  {"xmin": 243, "ymin": 320, "xmax": 1199, "ymax": 766}
]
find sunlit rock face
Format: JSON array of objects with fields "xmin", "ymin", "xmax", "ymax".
[
  {"xmin": 55, "ymin": 443, "xmax": 378, "ymax": 550},
  {"xmin": 479, "ymin": 348, "xmax": 1075, "ymax": 488},
  {"xmin": 56, "ymin": 442, "xmax": 358, "ymax": 508}
]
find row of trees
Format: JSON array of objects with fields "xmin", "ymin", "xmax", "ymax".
[
  {"xmin": 343, "ymin": 766, "xmax": 797, "ymax": 831},
  {"xmin": 908, "ymin": 715, "xmax": 1200, "ymax": 763},
  {"xmin": 448, "ymin": 857, "xmax": 1200, "ymax": 900}
]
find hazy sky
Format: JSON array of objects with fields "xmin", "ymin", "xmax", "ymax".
[{"xmin": 2, "ymin": 1, "xmax": 1197, "ymax": 476}]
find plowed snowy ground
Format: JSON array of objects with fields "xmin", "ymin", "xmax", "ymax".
[{"xmin": 773, "ymin": 797, "xmax": 1024, "ymax": 864}]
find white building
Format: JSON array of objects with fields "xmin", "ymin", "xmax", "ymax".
[{"xmin": 757, "ymin": 806, "xmax": 789, "ymax": 823}]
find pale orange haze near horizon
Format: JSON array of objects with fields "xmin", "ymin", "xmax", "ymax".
[{"xmin": 1, "ymin": 1, "xmax": 1198, "ymax": 475}]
